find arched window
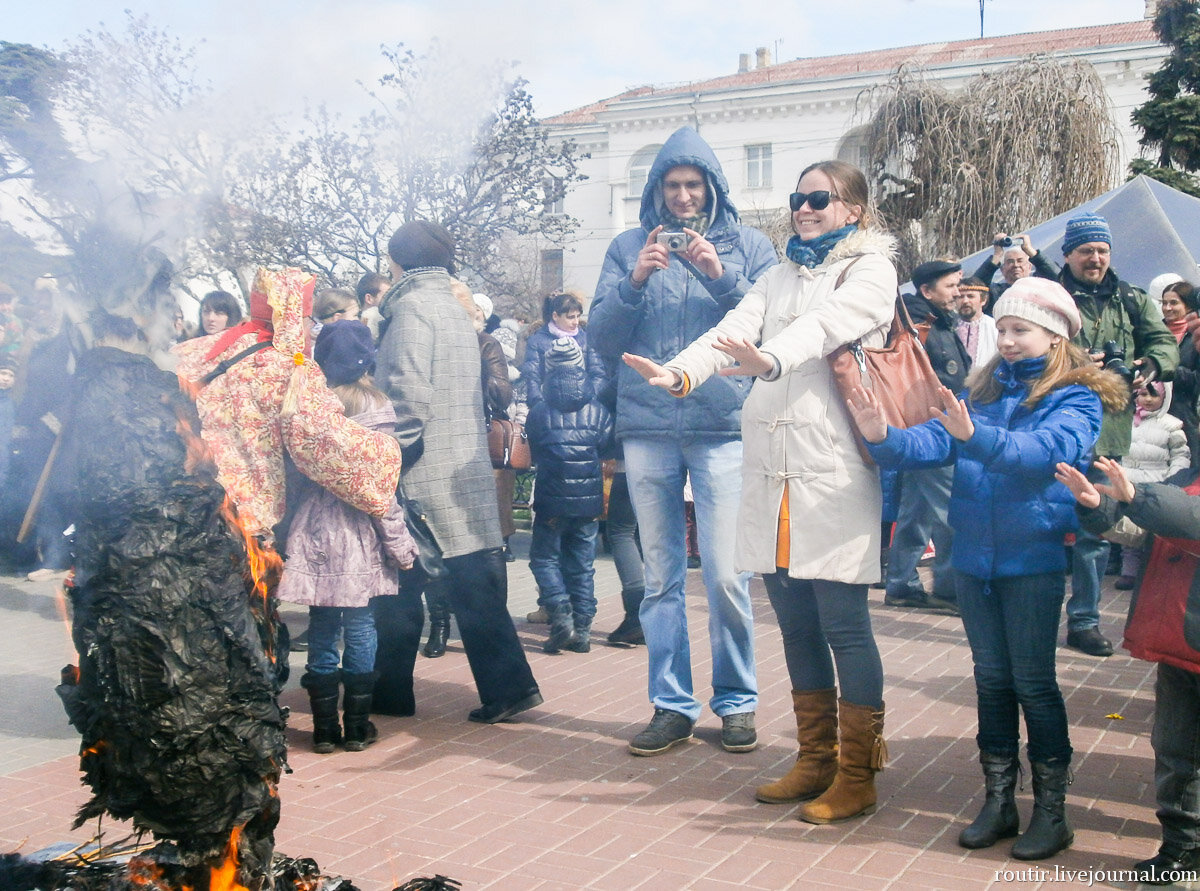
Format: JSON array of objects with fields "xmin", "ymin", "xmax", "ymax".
[{"xmin": 627, "ymin": 144, "xmax": 662, "ymax": 197}]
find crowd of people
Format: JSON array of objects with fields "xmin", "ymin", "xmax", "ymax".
[{"xmin": 8, "ymin": 124, "xmax": 1200, "ymax": 885}]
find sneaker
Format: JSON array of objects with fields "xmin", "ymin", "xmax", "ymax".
[
  {"xmin": 883, "ymin": 588, "xmax": 928, "ymax": 608},
  {"xmin": 628, "ymin": 708, "xmax": 694, "ymax": 756},
  {"xmin": 525, "ymin": 607, "xmax": 549, "ymax": 624},
  {"xmin": 720, "ymin": 711, "xmax": 758, "ymax": 752},
  {"xmin": 1114, "ymin": 575, "xmax": 1136, "ymax": 590},
  {"xmin": 686, "ymin": 555, "xmax": 701, "ymax": 569},
  {"xmin": 468, "ymin": 689, "xmax": 544, "ymax": 724},
  {"xmin": 1066, "ymin": 627, "xmax": 1114, "ymax": 657}
]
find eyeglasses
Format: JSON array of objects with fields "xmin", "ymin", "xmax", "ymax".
[{"xmin": 789, "ymin": 190, "xmax": 839, "ymax": 212}]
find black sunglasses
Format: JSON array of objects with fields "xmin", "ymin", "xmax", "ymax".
[{"xmin": 789, "ymin": 190, "xmax": 839, "ymax": 212}]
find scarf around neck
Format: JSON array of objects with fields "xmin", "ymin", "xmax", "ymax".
[{"xmin": 786, "ymin": 224, "xmax": 857, "ymax": 269}]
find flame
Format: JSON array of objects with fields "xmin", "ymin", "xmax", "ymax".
[
  {"xmin": 208, "ymin": 826, "xmax": 249, "ymax": 891},
  {"xmin": 127, "ymin": 857, "xmax": 168, "ymax": 889},
  {"xmin": 55, "ymin": 578, "xmax": 79, "ymax": 662}
]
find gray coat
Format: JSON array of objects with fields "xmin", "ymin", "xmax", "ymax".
[{"xmin": 376, "ymin": 268, "xmax": 502, "ymax": 557}]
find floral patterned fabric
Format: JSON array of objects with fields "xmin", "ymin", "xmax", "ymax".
[{"xmin": 174, "ymin": 268, "xmax": 402, "ymax": 539}]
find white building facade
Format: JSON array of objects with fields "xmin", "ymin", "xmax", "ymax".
[{"xmin": 543, "ymin": 19, "xmax": 1167, "ymax": 297}]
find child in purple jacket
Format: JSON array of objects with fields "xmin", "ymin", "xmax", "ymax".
[{"xmin": 279, "ymin": 320, "xmax": 417, "ymax": 753}]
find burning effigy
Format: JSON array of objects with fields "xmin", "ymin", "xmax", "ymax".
[{"xmin": 38, "ymin": 264, "xmax": 407, "ymax": 889}]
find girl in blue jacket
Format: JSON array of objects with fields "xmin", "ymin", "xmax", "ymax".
[{"xmin": 847, "ymin": 276, "xmax": 1128, "ymax": 862}]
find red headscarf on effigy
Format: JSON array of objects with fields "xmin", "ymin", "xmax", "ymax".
[{"xmin": 203, "ymin": 268, "xmax": 316, "ymax": 363}]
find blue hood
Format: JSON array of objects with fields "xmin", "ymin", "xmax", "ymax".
[{"xmin": 640, "ymin": 127, "xmax": 738, "ymax": 233}]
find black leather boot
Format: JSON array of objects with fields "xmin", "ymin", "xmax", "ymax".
[
  {"xmin": 544, "ymin": 605, "xmax": 574, "ymax": 654},
  {"xmin": 607, "ymin": 587, "xmax": 645, "ymax": 646},
  {"xmin": 958, "ymin": 750, "xmax": 1021, "ymax": 848},
  {"xmin": 565, "ymin": 617, "xmax": 592, "ymax": 653},
  {"xmin": 342, "ymin": 671, "xmax": 380, "ymax": 752},
  {"xmin": 300, "ymin": 671, "xmax": 342, "ymax": 754},
  {"xmin": 1133, "ymin": 848, "xmax": 1200, "ymax": 885},
  {"xmin": 422, "ymin": 586, "xmax": 450, "ymax": 658},
  {"xmin": 1011, "ymin": 760, "xmax": 1073, "ymax": 860}
]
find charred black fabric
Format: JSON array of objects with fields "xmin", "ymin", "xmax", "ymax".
[
  {"xmin": 0, "ymin": 851, "xmax": 366, "ymax": 890},
  {"xmin": 52, "ymin": 347, "xmax": 286, "ymax": 880}
]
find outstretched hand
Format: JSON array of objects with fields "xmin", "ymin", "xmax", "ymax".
[
  {"xmin": 714, "ymin": 335, "xmax": 773, "ymax": 377},
  {"xmin": 1054, "ymin": 463, "xmax": 1101, "ymax": 509},
  {"xmin": 1094, "ymin": 456, "xmax": 1136, "ymax": 503},
  {"xmin": 623, "ymin": 352, "xmax": 681, "ymax": 390},
  {"xmin": 931, "ymin": 387, "xmax": 974, "ymax": 441},
  {"xmin": 845, "ymin": 386, "xmax": 888, "ymax": 444}
]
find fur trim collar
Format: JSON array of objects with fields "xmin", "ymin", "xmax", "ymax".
[
  {"xmin": 1054, "ymin": 365, "xmax": 1131, "ymax": 413},
  {"xmin": 819, "ymin": 228, "xmax": 898, "ymax": 267}
]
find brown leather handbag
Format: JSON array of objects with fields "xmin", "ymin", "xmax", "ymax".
[
  {"xmin": 488, "ymin": 418, "xmax": 531, "ymax": 470},
  {"xmin": 827, "ymin": 294, "xmax": 943, "ymax": 465}
]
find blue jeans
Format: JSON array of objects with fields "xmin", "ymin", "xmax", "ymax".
[
  {"xmin": 1067, "ymin": 527, "xmax": 1108, "ymax": 633},
  {"xmin": 306, "ymin": 605, "xmax": 376, "ymax": 675},
  {"xmin": 887, "ymin": 465, "xmax": 955, "ymax": 597},
  {"xmin": 1067, "ymin": 461, "xmax": 1113, "ymax": 633},
  {"xmin": 763, "ymin": 572, "xmax": 883, "ymax": 708},
  {"xmin": 529, "ymin": 514, "xmax": 598, "ymax": 620},
  {"xmin": 623, "ymin": 437, "xmax": 756, "ymax": 722},
  {"xmin": 957, "ymin": 571, "xmax": 1072, "ymax": 764},
  {"xmin": 1153, "ymin": 663, "xmax": 1200, "ymax": 855}
]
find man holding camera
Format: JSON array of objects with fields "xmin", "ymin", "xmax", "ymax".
[
  {"xmin": 973, "ymin": 232, "xmax": 1060, "ymax": 305},
  {"xmin": 590, "ymin": 126, "xmax": 776, "ymax": 756},
  {"xmin": 1059, "ymin": 213, "xmax": 1178, "ymax": 657},
  {"xmin": 885, "ymin": 260, "xmax": 971, "ymax": 614}
]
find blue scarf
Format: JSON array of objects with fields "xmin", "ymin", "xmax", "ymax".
[{"xmin": 785, "ymin": 225, "xmax": 857, "ymax": 269}]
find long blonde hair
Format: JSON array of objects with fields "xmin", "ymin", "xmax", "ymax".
[
  {"xmin": 332, "ymin": 377, "xmax": 389, "ymax": 417},
  {"xmin": 966, "ymin": 341, "xmax": 1094, "ymax": 408}
]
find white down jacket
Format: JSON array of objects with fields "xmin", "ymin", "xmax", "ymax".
[
  {"xmin": 1127, "ymin": 381, "xmax": 1191, "ymax": 485},
  {"xmin": 665, "ymin": 227, "xmax": 898, "ymax": 582}
]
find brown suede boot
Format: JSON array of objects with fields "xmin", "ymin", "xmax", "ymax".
[
  {"xmin": 755, "ymin": 689, "xmax": 838, "ymax": 803},
  {"xmin": 798, "ymin": 699, "xmax": 887, "ymax": 824}
]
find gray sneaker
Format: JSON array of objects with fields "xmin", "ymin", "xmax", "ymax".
[
  {"xmin": 628, "ymin": 708, "xmax": 694, "ymax": 756},
  {"xmin": 721, "ymin": 711, "xmax": 758, "ymax": 752}
]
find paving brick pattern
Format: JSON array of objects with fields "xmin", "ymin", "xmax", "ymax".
[{"xmin": 0, "ymin": 541, "xmax": 1176, "ymax": 889}]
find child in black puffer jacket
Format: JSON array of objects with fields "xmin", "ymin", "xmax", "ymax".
[{"xmin": 526, "ymin": 337, "xmax": 613, "ymax": 654}]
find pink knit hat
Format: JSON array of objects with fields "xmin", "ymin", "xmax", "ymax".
[{"xmin": 992, "ymin": 277, "xmax": 1082, "ymax": 339}]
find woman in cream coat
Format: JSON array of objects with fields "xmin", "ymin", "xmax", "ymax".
[{"xmin": 625, "ymin": 160, "xmax": 897, "ymax": 825}]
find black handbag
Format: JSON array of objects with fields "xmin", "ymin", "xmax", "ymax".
[{"xmin": 400, "ymin": 495, "xmax": 449, "ymax": 581}]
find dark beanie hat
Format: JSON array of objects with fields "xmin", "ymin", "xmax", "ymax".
[
  {"xmin": 911, "ymin": 259, "xmax": 962, "ymax": 291},
  {"xmin": 314, "ymin": 320, "xmax": 376, "ymax": 386},
  {"xmin": 387, "ymin": 220, "xmax": 456, "ymax": 275},
  {"xmin": 545, "ymin": 336, "xmax": 583, "ymax": 369}
]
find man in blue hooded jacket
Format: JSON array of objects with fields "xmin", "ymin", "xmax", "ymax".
[{"xmin": 589, "ymin": 127, "xmax": 778, "ymax": 756}]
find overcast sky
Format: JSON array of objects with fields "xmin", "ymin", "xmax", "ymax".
[{"xmin": 8, "ymin": 0, "xmax": 1151, "ymax": 120}]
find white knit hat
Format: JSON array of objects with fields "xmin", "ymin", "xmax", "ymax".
[
  {"xmin": 473, "ymin": 293, "xmax": 493, "ymax": 319},
  {"xmin": 992, "ymin": 277, "xmax": 1082, "ymax": 339}
]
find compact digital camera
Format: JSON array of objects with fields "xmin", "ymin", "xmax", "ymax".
[{"xmin": 657, "ymin": 231, "xmax": 692, "ymax": 252}]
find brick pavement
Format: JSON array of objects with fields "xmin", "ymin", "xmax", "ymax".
[{"xmin": 0, "ymin": 539, "xmax": 1177, "ymax": 890}]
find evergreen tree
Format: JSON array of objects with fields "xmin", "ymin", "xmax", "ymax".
[{"xmin": 1131, "ymin": 0, "xmax": 1200, "ymax": 196}]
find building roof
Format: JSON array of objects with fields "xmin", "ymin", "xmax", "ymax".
[{"xmin": 545, "ymin": 20, "xmax": 1159, "ymax": 125}]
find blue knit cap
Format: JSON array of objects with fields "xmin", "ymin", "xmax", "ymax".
[
  {"xmin": 314, "ymin": 320, "xmax": 376, "ymax": 386},
  {"xmin": 1062, "ymin": 213, "xmax": 1112, "ymax": 255}
]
